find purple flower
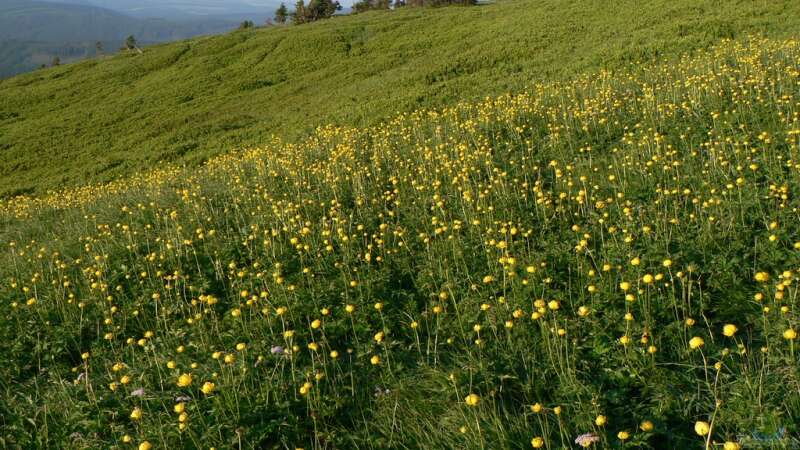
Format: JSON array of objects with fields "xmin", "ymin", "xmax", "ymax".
[
  {"xmin": 575, "ymin": 432, "xmax": 600, "ymax": 447},
  {"xmin": 130, "ymin": 388, "xmax": 145, "ymax": 397},
  {"xmin": 271, "ymin": 345, "xmax": 285, "ymax": 355}
]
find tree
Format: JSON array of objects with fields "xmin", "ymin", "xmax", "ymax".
[
  {"xmin": 292, "ymin": 0, "xmax": 306, "ymax": 24},
  {"xmin": 274, "ymin": 3, "xmax": 288, "ymax": 24},
  {"xmin": 124, "ymin": 35, "xmax": 137, "ymax": 50},
  {"xmin": 291, "ymin": 0, "xmax": 339, "ymax": 23},
  {"xmin": 95, "ymin": 41, "xmax": 103, "ymax": 55},
  {"xmin": 353, "ymin": 0, "xmax": 371, "ymax": 13},
  {"xmin": 239, "ymin": 20, "xmax": 255, "ymax": 29},
  {"xmin": 354, "ymin": 0, "xmax": 391, "ymax": 13},
  {"xmin": 305, "ymin": 0, "xmax": 340, "ymax": 21},
  {"xmin": 51, "ymin": 56, "xmax": 60, "ymax": 67}
]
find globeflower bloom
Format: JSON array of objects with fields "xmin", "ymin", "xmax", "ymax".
[
  {"xmin": 177, "ymin": 373, "xmax": 193, "ymax": 387},
  {"xmin": 694, "ymin": 421, "xmax": 710, "ymax": 436},
  {"xmin": 130, "ymin": 407, "xmax": 143, "ymax": 421},
  {"xmin": 689, "ymin": 336, "xmax": 705, "ymax": 349},
  {"xmin": 464, "ymin": 393, "xmax": 480, "ymax": 406},
  {"xmin": 594, "ymin": 415, "xmax": 607, "ymax": 426}
]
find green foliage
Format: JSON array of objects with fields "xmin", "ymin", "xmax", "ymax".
[
  {"xmin": 124, "ymin": 36, "xmax": 137, "ymax": 51},
  {"xmin": 2, "ymin": 0, "xmax": 800, "ymax": 198},
  {"xmin": 274, "ymin": 3, "xmax": 289, "ymax": 24},
  {"xmin": 292, "ymin": 0, "xmax": 341, "ymax": 24}
]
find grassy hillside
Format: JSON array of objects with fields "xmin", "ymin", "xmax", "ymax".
[
  {"xmin": 2, "ymin": 35, "xmax": 800, "ymax": 448},
  {"xmin": 1, "ymin": 0, "xmax": 799, "ymax": 198}
]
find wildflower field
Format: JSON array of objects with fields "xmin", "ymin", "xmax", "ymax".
[{"xmin": 2, "ymin": 36, "xmax": 800, "ymax": 448}]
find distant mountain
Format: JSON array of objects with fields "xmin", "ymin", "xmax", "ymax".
[
  {"xmin": 0, "ymin": 0, "xmax": 276, "ymax": 77},
  {"xmin": 38, "ymin": 0, "xmax": 283, "ymax": 20}
]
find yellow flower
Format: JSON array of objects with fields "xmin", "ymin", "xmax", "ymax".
[
  {"xmin": 723, "ymin": 442, "xmax": 740, "ymax": 450},
  {"xmin": 617, "ymin": 431, "xmax": 630, "ymax": 440},
  {"xmin": 311, "ymin": 319, "xmax": 321, "ymax": 329},
  {"xmin": 177, "ymin": 373, "xmax": 193, "ymax": 387},
  {"xmin": 640, "ymin": 420, "xmax": 654, "ymax": 432},
  {"xmin": 465, "ymin": 393, "xmax": 480, "ymax": 406},
  {"xmin": 689, "ymin": 336, "xmax": 704, "ymax": 349},
  {"xmin": 694, "ymin": 421, "xmax": 710, "ymax": 436},
  {"xmin": 201, "ymin": 381, "xmax": 215, "ymax": 395},
  {"xmin": 130, "ymin": 407, "xmax": 143, "ymax": 421},
  {"xmin": 723, "ymin": 324, "xmax": 738, "ymax": 337},
  {"xmin": 619, "ymin": 281, "xmax": 631, "ymax": 291},
  {"xmin": 370, "ymin": 355, "xmax": 380, "ymax": 365},
  {"xmin": 138, "ymin": 441, "xmax": 152, "ymax": 450},
  {"xmin": 755, "ymin": 272, "xmax": 770, "ymax": 282},
  {"xmin": 530, "ymin": 403, "xmax": 543, "ymax": 413},
  {"xmin": 642, "ymin": 274, "xmax": 654, "ymax": 284},
  {"xmin": 784, "ymin": 328, "xmax": 797, "ymax": 340},
  {"xmin": 174, "ymin": 402, "xmax": 185, "ymax": 414},
  {"xmin": 595, "ymin": 414, "xmax": 607, "ymax": 426},
  {"xmin": 531, "ymin": 436, "xmax": 544, "ymax": 448}
]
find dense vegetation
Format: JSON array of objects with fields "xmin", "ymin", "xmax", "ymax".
[
  {"xmin": 2, "ymin": 0, "xmax": 800, "ymax": 198},
  {"xmin": 2, "ymin": 34, "xmax": 800, "ymax": 449}
]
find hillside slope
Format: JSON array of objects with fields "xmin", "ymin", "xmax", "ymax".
[
  {"xmin": 1, "ymin": 0, "xmax": 799, "ymax": 198},
  {"xmin": 2, "ymin": 36, "xmax": 800, "ymax": 449}
]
